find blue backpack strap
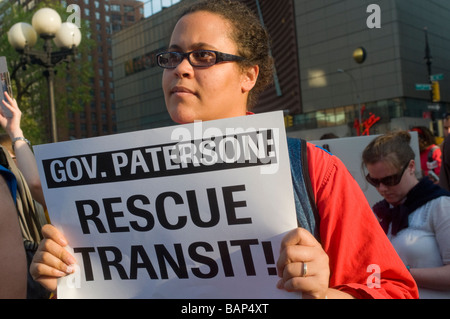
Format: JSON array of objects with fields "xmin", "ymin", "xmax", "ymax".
[
  {"xmin": 287, "ymin": 138, "xmax": 320, "ymax": 241},
  {"xmin": 0, "ymin": 164, "xmax": 17, "ymax": 203}
]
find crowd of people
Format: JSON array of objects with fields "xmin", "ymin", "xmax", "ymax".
[{"xmin": 0, "ymin": 0, "xmax": 449, "ymax": 299}]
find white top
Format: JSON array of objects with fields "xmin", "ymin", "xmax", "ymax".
[{"xmin": 388, "ymin": 196, "xmax": 450, "ymax": 299}]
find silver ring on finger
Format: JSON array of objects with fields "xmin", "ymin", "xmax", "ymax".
[{"xmin": 302, "ymin": 262, "xmax": 308, "ymax": 277}]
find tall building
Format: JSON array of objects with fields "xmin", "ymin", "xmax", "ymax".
[
  {"xmin": 291, "ymin": 0, "xmax": 450, "ymax": 139},
  {"xmin": 113, "ymin": 1, "xmax": 179, "ymax": 132},
  {"xmin": 240, "ymin": 0, "xmax": 302, "ymax": 116},
  {"xmin": 112, "ymin": 0, "xmax": 450, "ymax": 139},
  {"xmin": 65, "ymin": 0, "xmax": 144, "ymax": 140}
]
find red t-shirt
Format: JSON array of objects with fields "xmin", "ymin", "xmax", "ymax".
[
  {"xmin": 420, "ymin": 144, "xmax": 442, "ymax": 176},
  {"xmin": 305, "ymin": 142, "xmax": 419, "ymax": 298}
]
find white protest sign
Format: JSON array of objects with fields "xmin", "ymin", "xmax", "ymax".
[{"xmin": 34, "ymin": 111, "xmax": 300, "ymax": 299}]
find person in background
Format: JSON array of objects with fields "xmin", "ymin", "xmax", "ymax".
[
  {"xmin": 443, "ymin": 113, "xmax": 450, "ymax": 140},
  {"xmin": 0, "ymin": 91, "xmax": 49, "ymax": 231},
  {"xmin": 0, "ymin": 92, "xmax": 46, "ymax": 207},
  {"xmin": 410, "ymin": 126, "xmax": 441, "ymax": 183},
  {"xmin": 30, "ymin": 0, "xmax": 418, "ymax": 299},
  {"xmin": 0, "ymin": 161, "xmax": 27, "ymax": 298},
  {"xmin": 319, "ymin": 133, "xmax": 338, "ymax": 152},
  {"xmin": 1, "ymin": 91, "xmax": 50, "ymax": 298},
  {"xmin": 363, "ymin": 130, "xmax": 450, "ymax": 298},
  {"xmin": 440, "ymin": 113, "xmax": 450, "ymax": 190},
  {"xmin": 440, "ymin": 133, "xmax": 450, "ymax": 191},
  {"xmin": 319, "ymin": 133, "xmax": 338, "ymax": 140}
]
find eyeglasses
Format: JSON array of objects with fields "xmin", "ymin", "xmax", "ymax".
[
  {"xmin": 366, "ymin": 161, "xmax": 410, "ymax": 187},
  {"xmin": 156, "ymin": 50, "xmax": 245, "ymax": 69}
]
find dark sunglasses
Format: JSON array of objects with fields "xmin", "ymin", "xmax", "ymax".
[
  {"xmin": 156, "ymin": 50, "xmax": 245, "ymax": 69},
  {"xmin": 366, "ymin": 161, "xmax": 410, "ymax": 187}
]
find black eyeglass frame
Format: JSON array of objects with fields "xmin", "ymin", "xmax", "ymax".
[
  {"xmin": 365, "ymin": 161, "xmax": 411, "ymax": 187},
  {"xmin": 156, "ymin": 50, "xmax": 245, "ymax": 69}
]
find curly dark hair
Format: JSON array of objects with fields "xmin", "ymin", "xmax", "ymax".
[
  {"xmin": 179, "ymin": 0, "xmax": 274, "ymax": 108},
  {"xmin": 410, "ymin": 126, "xmax": 436, "ymax": 152}
]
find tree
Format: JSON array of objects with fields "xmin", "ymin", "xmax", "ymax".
[{"xmin": 0, "ymin": 1, "xmax": 95, "ymax": 144}]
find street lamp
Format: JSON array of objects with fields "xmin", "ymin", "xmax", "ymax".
[
  {"xmin": 7, "ymin": 8, "xmax": 81, "ymax": 143},
  {"xmin": 337, "ymin": 68, "xmax": 362, "ymax": 135}
]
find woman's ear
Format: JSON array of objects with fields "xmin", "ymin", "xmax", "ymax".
[
  {"xmin": 409, "ymin": 159, "xmax": 416, "ymax": 174},
  {"xmin": 241, "ymin": 65, "xmax": 259, "ymax": 93}
]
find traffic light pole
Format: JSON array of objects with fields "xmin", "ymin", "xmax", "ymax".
[{"xmin": 424, "ymin": 27, "xmax": 438, "ymax": 134}]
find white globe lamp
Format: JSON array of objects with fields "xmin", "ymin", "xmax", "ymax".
[
  {"xmin": 7, "ymin": 22, "xmax": 38, "ymax": 50},
  {"xmin": 31, "ymin": 8, "xmax": 62, "ymax": 36},
  {"xmin": 54, "ymin": 22, "xmax": 82, "ymax": 49}
]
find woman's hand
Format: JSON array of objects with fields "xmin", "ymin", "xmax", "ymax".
[
  {"xmin": 0, "ymin": 92, "xmax": 23, "ymax": 137},
  {"xmin": 277, "ymin": 228, "xmax": 330, "ymax": 299},
  {"xmin": 30, "ymin": 224, "xmax": 77, "ymax": 293}
]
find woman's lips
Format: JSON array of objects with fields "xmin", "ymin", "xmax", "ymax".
[{"xmin": 171, "ymin": 86, "xmax": 196, "ymax": 96}]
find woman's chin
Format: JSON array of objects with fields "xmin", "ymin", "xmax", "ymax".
[{"xmin": 168, "ymin": 108, "xmax": 198, "ymax": 125}]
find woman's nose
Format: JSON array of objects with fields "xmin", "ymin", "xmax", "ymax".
[{"xmin": 173, "ymin": 57, "xmax": 194, "ymax": 78}]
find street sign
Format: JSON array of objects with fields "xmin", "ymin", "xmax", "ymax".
[
  {"xmin": 428, "ymin": 104, "xmax": 440, "ymax": 111},
  {"xmin": 430, "ymin": 74, "xmax": 444, "ymax": 81},
  {"xmin": 415, "ymin": 84, "xmax": 431, "ymax": 91}
]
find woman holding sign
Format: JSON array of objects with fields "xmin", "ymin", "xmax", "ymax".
[{"xmin": 31, "ymin": 0, "xmax": 418, "ymax": 299}]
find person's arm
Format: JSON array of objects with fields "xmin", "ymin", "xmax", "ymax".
[
  {"xmin": 307, "ymin": 143, "xmax": 418, "ymax": 299},
  {"xmin": 410, "ymin": 265, "xmax": 450, "ymax": 290},
  {"xmin": 0, "ymin": 92, "xmax": 45, "ymax": 206},
  {"xmin": 0, "ymin": 174, "xmax": 27, "ymax": 298},
  {"xmin": 410, "ymin": 198, "xmax": 450, "ymax": 290}
]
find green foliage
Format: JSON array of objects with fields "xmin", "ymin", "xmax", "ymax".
[{"xmin": 0, "ymin": 1, "xmax": 95, "ymax": 144}]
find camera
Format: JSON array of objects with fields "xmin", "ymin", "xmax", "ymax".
[{"xmin": 0, "ymin": 56, "xmax": 13, "ymax": 118}]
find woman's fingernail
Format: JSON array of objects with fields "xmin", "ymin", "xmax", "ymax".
[
  {"xmin": 56, "ymin": 270, "xmax": 67, "ymax": 277},
  {"xmin": 59, "ymin": 237, "xmax": 68, "ymax": 246},
  {"xmin": 67, "ymin": 255, "xmax": 77, "ymax": 265},
  {"xmin": 276, "ymin": 279, "xmax": 284, "ymax": 289},
  {"xmin": 66, "ymin": 265, "xmax": 76, "ymax": 274}
]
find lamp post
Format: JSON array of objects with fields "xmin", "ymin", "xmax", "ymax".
[
  {"xmin": 7, "ymin": 8, "xmax": 81, "ymax": 143},
  {"xmin": 337, "ymin": 68, "xmax": 362, "ymax": 135}
]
